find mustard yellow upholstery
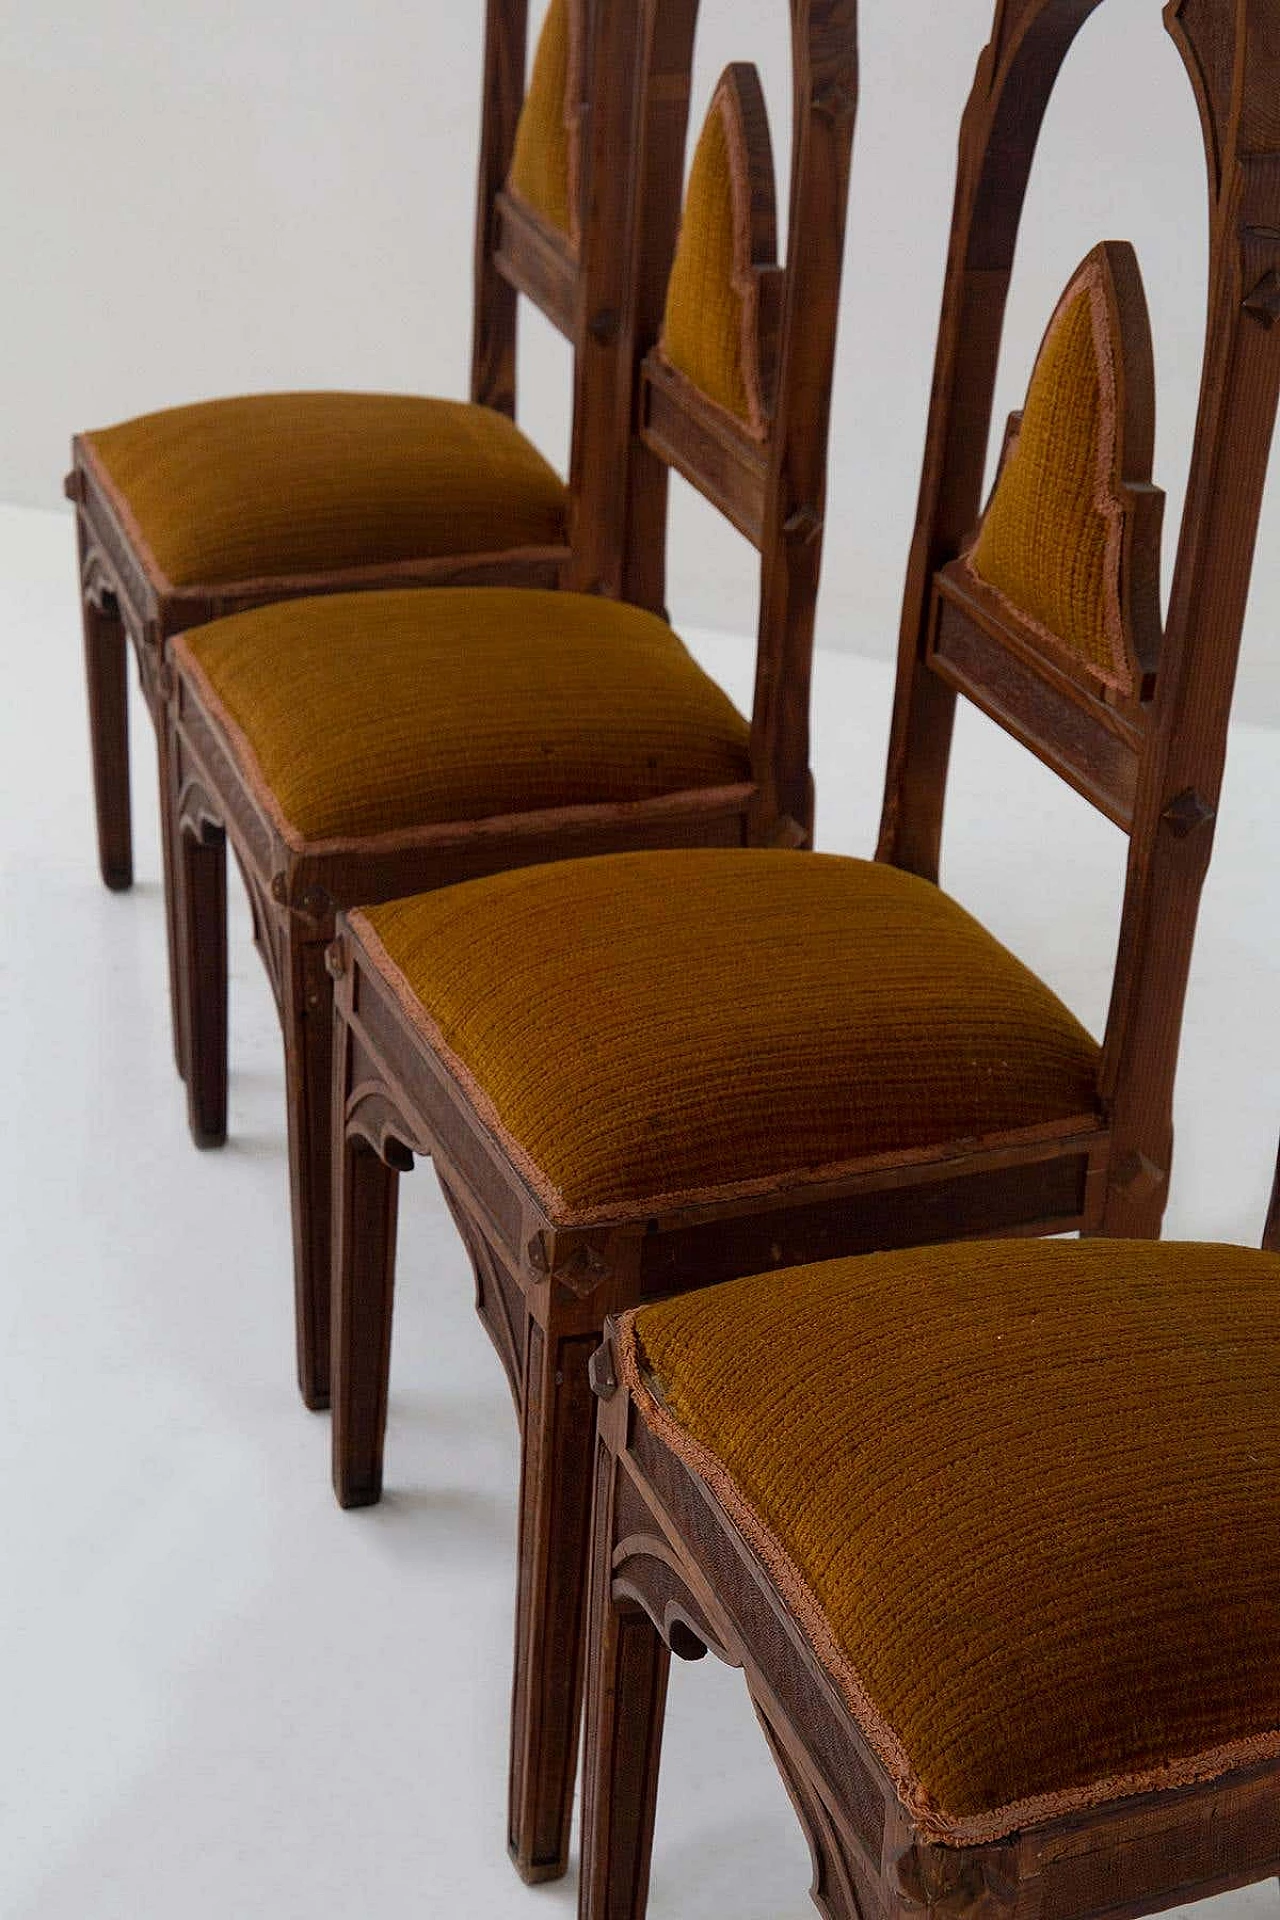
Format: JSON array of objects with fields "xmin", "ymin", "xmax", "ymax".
[
  {"xmin": 176, "ymin": 589, "xmax": 750, "ymax": 844},
  {"xmin": 507, "ymin": 0, "xmax": 578, "ymax": 237},
  {"xmin": 968, "ymin": 251, "xmax": 1133, "ymax": 691},
  {"xmin": 83, "ymin": 392, "xmax": 567, "ymax": 592},
  {"xmin": 659, "ymin": 77, "xmax": 767, "ymax": 431},
  {"xmin": 356, "ymin": 849, "xmax": 1100, "ymax": 1222},
  {"xmin": 622, "ymin": 1239, "xmax": 1280, "ymax": 1842}
]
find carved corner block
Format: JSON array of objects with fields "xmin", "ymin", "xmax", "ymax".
[
  {"xmin": 892, "ymin": 1837, "xmax": 1020, "ymax": 1920},
  {"xmin": 525, "ymin": 1229, "xmax": 611, "ymax": 1296}
]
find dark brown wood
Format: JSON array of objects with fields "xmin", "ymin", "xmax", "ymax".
[
  {"xmin": 175, "ymin": 816, "xmax": 227, "ymax": 1151},
  {"xmin": 581, "ymin": 1326, "xmax": 1280, "ymax": 1920},
  {"xmin": 283, "ymin": 938, "xmax": 337, "ymax": 1410},
  {"xmin": 640, "ymin": 356, "xmax": 769, "ymax": 545},
  {"xmin": 874, "ymin": 0, "xmax": 1280, "ymax": 1239},
  {"xmin": 930, "ymin": 569, "xmax": 1142, "ymax": 829},
  {"xmin": 78, "ymin": 517, "xmax": 132, "ymax": 892},
  {"xmin": 878, "ymin": 0, "xmax": 1109, "ymax": 882},
  {"xmin": 472, "ymin": 0, "xmax": 531, "ymax": 414},
  {"xmin": 494, "ymin": 190, "xmax": 579, "ymax": 342},
  {"xmin": 508, "ymin": 1320, "xmax": 601, "ymax": 1879},
  {"xmin": 330, "ymin": 1014, "xmax": 405, "ymax": 1493},
  {"xmin": 577, "ymin": 1432, "xmax": 672, "ymax": 1920}
]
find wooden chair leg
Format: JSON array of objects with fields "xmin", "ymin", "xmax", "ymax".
[
  {"xmin": 283, "ymin": 940, "xmax": 337, "ymax": 1410},
  {"xmin": 578, "ymin": 1449, "xmax": 671, "ymax": 1920},
  {"xmin": 331, "ymin": 1125, "xmax": 402, "ymax": 1505},
  {"xmin": 509, "ymin": 1319, "xmax": 601, "ymax": 1883},
  {"xmin": 80, "ymin": 579, "xmax": 132, "ymax": 892},
  {"xmin": 177, "ymin": 818, "xmax": 227, "ymax": 1150},
  {"xmin": 156, "ymin": 720, "xmax": 187, "ymax": 1081}
]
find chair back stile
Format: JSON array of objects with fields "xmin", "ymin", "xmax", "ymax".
[
  {"xmin": 1100, "ymin": 1, "xmax": 1280, "ymax": 1216},
  {"xmin": 599, "ymin": 0, "xmax": 858, "ymax": 845},
  {"xmin": 750, "ymin": 0, "xmax": 859, "ymax": 841},
  {"xmin": 471, "ymin": 0, "xmax": 534, "ymax": 417},
  {"xmin": 876, "ymin": 0, "xmax": 1280, "ymax": 1235}
]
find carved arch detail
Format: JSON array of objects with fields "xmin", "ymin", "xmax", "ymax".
[
  {"xmin": 175, "ymin": 772, "xmax": 225, "ymax": 847},
  {"xmin": 611, "ymin": 1530, "xmax": 739, "ymax": 1668},
  {"xmin": 345, "ymin": 1076, "xmax": 420, "ymax": 1173}
]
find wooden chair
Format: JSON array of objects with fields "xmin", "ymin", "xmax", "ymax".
[
  {"xmin": 323, "ymin": 0, "xmax": 857, "ymax": 1883},
  {"xmin": 164, "ymin": 0, "xmax": 855, "ymax": 1445},
  {"xmin": 327, "ymin": 0, "xmax": 1279, "ymax": 1877},
  {"xmin": 581, "ymin": 1226, "xmax": 1280, "ymax": 1920},
  {"xmin": 66, "ymin": 0, "xmax": 627, "ymax": 1064}
]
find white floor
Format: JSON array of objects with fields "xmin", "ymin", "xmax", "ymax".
[{"xmin": 4, "ymin": 496, "xmax": 1280, "ymax": 1919}]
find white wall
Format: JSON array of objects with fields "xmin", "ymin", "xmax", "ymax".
[{"xmin": 5, "ymin": 1, "xmax": 1279, "ymax": 713}]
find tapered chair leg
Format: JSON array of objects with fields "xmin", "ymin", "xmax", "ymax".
[
  {"xmin": 578, "ymin": 1453, "xmax": 671, "ymax": 1920},
  {"xmin": 80, "ymin": 578, "xmax": 132, "ymax": 892},
  {"xmin": 509, "ymin": 1320, "xmax": 601, "ymax": 1882},
  {"xmin": 284, "ymin": 940, "xmax": 337, "ymax": 1410},
  {"xmin": 331, "ymin": 1127, "xmax": 402, "ymax": 1503},
  {"xmin": 156, "ymin": 723, "xmax": 187, "ymax": 1081},
  {"xmin": 177, "ymin": 817, "xmax": 228, "ymax": 1150}
]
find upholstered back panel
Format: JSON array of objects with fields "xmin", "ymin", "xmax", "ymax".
[
  {"xmin": 966, "ymin": 245, "xmax": 1155, "ymax": 695},
  {"xmin": 658, "ymin": 66, "xmax": 777, "ymax": 438},
  {"xmin": 506, "ymin": 0, "xmax": 581, "ymax": 240}
]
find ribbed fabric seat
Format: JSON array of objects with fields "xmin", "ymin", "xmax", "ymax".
[
  {"xmin": 174, "ymin": 590, "xmax": 751, "ymax": 845},
  {"xmin": 619, "ymin": 1238, "xmax": 1280, "ymax": 1843},
  {"xmin": 82, "ymin": 392, "xmax": 568, "ymax": 591},
  {"xmin": 355, "ymin": 848, "xmax": 1102, "ymax": 1221}
]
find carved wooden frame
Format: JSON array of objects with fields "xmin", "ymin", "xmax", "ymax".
[
  {"xmin": 877, "ymin": 0, "xmax": 1280, "ymax": 1238},
  {"xmin": 328, "ymin": 0, "xmax": 1280, "ymax": 1889},
  {"xmin": 580, "ymin": 1319, "xmax": 1280, "ymax": 1920}
]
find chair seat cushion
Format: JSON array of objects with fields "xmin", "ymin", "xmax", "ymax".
[
  {"xmin": 175, "ymin": 589, "xmax": 752, "ymax": 844},
  {"xmin": 83, "ymin": 392, "xmax": 567, "ymax": 590},
  {"xmin": 620, "ymin": 1238, "xmax": 1280, "ymax": 1842},
  {"xmin": 356, "ymin": 848, "xmax": 1101, "ymax": 1222}
]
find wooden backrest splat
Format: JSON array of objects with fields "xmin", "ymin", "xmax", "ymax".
[
  {"xmin": 470, "ymin": 0, "xmax": 589, "ymax": 415},
  {"xmin": 605, "ymin": 0, "xmax": 858, "ymax": 844},
  {"xmin": 876, "ymin": 0, "xmax": 1280, "ymax": 1235},
  {"xmin": 506, "ymin": 0, "xmax": 585, "ymax": 244},
  {"xmin": 963, "ymin": 242, "xmax": 1162, "ymax": 705},
  {"xmin": 656, "ymin": 65, "xmax": 781, "ymax": 439}
]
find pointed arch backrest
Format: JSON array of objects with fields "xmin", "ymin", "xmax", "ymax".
[
  {"xmin": 876, "ymin": 0, "xmax": 1280, "ymax": 1225},
  {"xmin": 657, "ymin": 63, "xmax": 781, "ymax": 439},
  {"xmin": 964, "ymin": 239, "xmax": 1162, "ymax": 701},
  {"xmin": 470, "ymin": 0, "xmax": 589, "ymax": 417},
  {"xmin": 591, "ymin": 0, "xmax": 857, "ymax": 844}
]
